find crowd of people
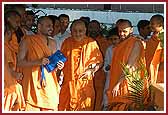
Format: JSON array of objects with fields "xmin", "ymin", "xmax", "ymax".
[{"xmin": 4, "ymin": 4, "xmax": 164, "ymax": 111}]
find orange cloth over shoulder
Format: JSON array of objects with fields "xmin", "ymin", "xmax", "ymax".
[
  {"xmin": 107, "ymin": 36, "xmax": 145, "ymax": 104},
  {"xmin": 4, "ymin": 39, "xmax": 25, "ymax": 111},
  {"xmin": 4, "ymin": 41, "xmax": 17, "ymax": 96},
  {"xmin": 9, "ymin": 33, "xmax": 19, "ymax": 54},
  {"xmin": 20, "ymin": 35, "xmax": 60, "ymax": 110},
  {"xmin": 59, "ymin": 36, "xmax": 103, "ymax": 111},
  {"xmin": 146, "ymin": 34, "xmax": 164, "ymax": 83},
  {"xmin": 145, "ymin": 34, "xmax": 159, "ymax": 72}
]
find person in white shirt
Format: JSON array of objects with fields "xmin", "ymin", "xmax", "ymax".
[
  {"xmin": 54, "ymin": 14, "xmax": 71, "ymax": 50},
  {"xmin": 102, "ymin": 27, "xmax": 120, "ymax": 110},
  {"xmin": 136, "ymin": 20, "xmax": 151, "ymax": 49},
  {"xmin": 48, "ymin": 15, "xmax": 66, "ymax": 86}
]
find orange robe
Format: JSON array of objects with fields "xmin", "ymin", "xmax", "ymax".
[
  {"xmin": 107, "ymin": 36, "xmax": 145, "ymax": 110},
  {"xmin": 145, "ymin": 34, "xmax": 164, "ymax": 83},
  {"xmin": 9, "ymin": 32, "xmax": 24, "ymax": 79},
  {"xmin": 20, "ymin": 35, "xmax": 60, "ymax": 110},
  {"xmin": 9, "ymin": 33, "xmax": 20, "ymax": 55},
  {"xmin": 94, "ymin": 35, "xmax": 111, "ymax": 110},
  {"xmin": 59, "ymin": 36, "xmax": 103, "ymax": 111},
  {"xmin": 4, "ymin": 40, "xmax": 25, "ymax": 111}
]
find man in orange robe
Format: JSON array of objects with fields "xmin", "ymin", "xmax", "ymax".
[
  {"xmin": 59, "ymin": 19, "xmax": 103, "ymax": 111},
  {"xmin": 88, "ymin": 20, "xmax": 111, "ymax": 110},
  {"xmin": 17, "ymin": 16, "xmax": 64, "ymax": 111},
  {"xmin": 4, "ymin": 38, "xmax": 25, "ymax": 111},
  {"xmin": 4, "ymin": 10, "xmax": 25, "ymax": 111},
  {"xmin": 107, "ymin": 19, "xmax": 146, "ymax": 110},
  {"xmin": 146, "ymin": 14, "xmax": 164, "ymax": 84}
]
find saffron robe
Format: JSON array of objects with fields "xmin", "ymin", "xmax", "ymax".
[
  {"xmin": 4, "ymin": 39, "xmax": 25, "ymax": 111},
  {"xmin": 107, "ymin": 36, "xmax": 146, "ymax": 110},
  {"xmin": 145, "ymin": 34, "xmax": 164, "ymax": 83},
  {"xmin": 59, "ymin": 36, "xmax": 103, "ymax": 111},
  {"xmin": 20, "ymin": 35, "xmax": 60, "ymax": 110}
]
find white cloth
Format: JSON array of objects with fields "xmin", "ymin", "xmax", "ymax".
[
  {"xmin": 23, "ymin": 28, "xmax": 35, "ymax": 35},
  {"xmin": 54, "ymin": 31, "xmax": 70, "ymax": 50},
  {"xmin": 102, "ymin": 45, "xmax": 113, "ymax": 110},
  {"xmin": 136, "ymin": 35, "xmax": 149, "ymax": 49}
]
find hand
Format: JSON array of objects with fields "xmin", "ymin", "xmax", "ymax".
[
  {"xmin": 112, "ymin": 83, "xmax": 120, "ymax": 97},
  {"xmin": 79, "ymin": 68, "xmax": 93, "ymax": 79},
  {"xmin": 41, "ymin": 58, "xmax": 50, "ymax": 65},
  {"xmin": 57, "ymin": 61, "xmax": 64, "ymax": 70}
]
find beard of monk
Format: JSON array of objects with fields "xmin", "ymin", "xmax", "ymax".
[
  {"xmin": 118, "ymin": 22, "xmax": 133, "ymax": 41},
  {"xmin": 70, "ymin": 20, "xmax": 87, "ymax": 41}
]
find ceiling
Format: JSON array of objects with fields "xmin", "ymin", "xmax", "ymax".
[{"xmin": 26, "ymin": 4, "xmax": 164, "ymax": 13}]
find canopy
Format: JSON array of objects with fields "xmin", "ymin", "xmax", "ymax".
[{"xmin": 26, "ymin": 4, "xmax": 164, "ymax": 13}]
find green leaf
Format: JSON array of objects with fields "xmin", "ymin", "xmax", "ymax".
[{"xmin": 158, "ymin": 32, "xmax": 164, "ymax": 47}]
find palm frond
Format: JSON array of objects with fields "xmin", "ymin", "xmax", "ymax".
[
  {"xmin": 121, "ymin": 60, "xmax": 151, "ymax": 110},
  {"xmin": 108, "ymin": 60, "xmax": 153, "ymax": 111}
]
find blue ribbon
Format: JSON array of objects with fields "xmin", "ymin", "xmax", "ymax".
[{"xmin": 40, "ymin": 65, "xmax": 46, "ymax": 86}]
